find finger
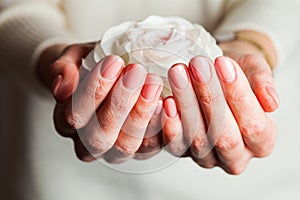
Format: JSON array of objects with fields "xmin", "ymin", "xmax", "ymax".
[
  {"xmin": 215, "ymin": 57, "xmax": 277, "ymax": 157},
  {"xmin": 134, "ymin": 99, "xmax": 163, "ymax": 160},
  {"xmin": 168, "ymin": 64, "xmax": 217, "ymax": 168},
  {"xmin": 81, "ymin": 64, "xmax": 147, "ymax": 156},
  {"xmin": 62, "ymin": 55, "xmax": 124, "ymax": 131},
  {"xmin": 189, "ymin": 56, "xmax": 251, "ymax": 174},
  {"xmin": 103, "ymin": 74, "xmax": 163, "ymax": 163},
  {"xmin": 161, "ymin": 97, "xmax": 187, "ymax": 157},
  {"xmin": 71, "ymin": 134, "xmax": 96, "ymax": 162},
  {"xmin": 237, "ymin": 55, "xmax": 280, "ymax": 112},
  {"xmin": 50, "ymin": 44, "xmax": 94, "ymax": 102}
]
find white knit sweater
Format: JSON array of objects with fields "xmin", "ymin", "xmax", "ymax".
[
  {"xmin": 0, "ymin": 0, "xmax": 300, "ymax": 95},
  {"xmin": 1, "ymin": 1, "xmax": 300, "ymax": 200}
]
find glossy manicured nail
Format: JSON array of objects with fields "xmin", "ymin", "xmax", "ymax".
[
  {"xmin": 190, "ymin": 56, "xmax": 211, "ymax": 83},
  {"xmin": 266, "ymin": 85, "xmax": 280, "ymax": 107},
  {"xmin": 52, "ymin": 75, "xmax": 63, "ymax": 97},
  {"xmin": 169, "ymin": 64, "xmax": 189, "ymax": 89},
  {"xmin": 154, "ymin": 100, "xmax": 163, "ymax": 115},
  {"xmin": 216, "ymin": 57, "xmax": 236, "ymax": 83},
  {"xmin": 141, "ymin": 74, "xmax": 162, "ymax": 100},
  {"xmin": 99, "ymin": 55, "xmax": 124, "ymax": 79},
  {"xmin": 122, "ymin": 64, "xmax": 147, "ymax": 90},
  {"xmin": 164, "ymin": 98, "xmax": 177, "ymax": 118}
]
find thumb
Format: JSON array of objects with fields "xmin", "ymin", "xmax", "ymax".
[{"xmin": 49, "ymin": 44, "xmax": 94, "ymax": 102}]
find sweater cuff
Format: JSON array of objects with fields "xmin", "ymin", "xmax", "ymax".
[
  {"xmin": 0, "ymin": 2, "xmax": 76, "ymax": 98},
  {"xmin": 214, "ymin": 0, "xmax": 300, "ymax": 68}
]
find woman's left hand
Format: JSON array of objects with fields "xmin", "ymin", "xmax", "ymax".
[{"xmin": 162, "ymin": 38, "xmax": 279, "ymax": 174}]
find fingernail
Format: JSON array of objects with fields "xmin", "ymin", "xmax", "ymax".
[
  {"xmin": 216, "ymin": 57, "xmax": 236, "ymax": 83},
  {"xmin": 99, "ymin": 55, "xmax": 124, "ymax": 79},
  {"xmin": 266, "ymin": 85, "xmax": 280, "ymax": 107},
  {"xmin": 52, "ymin": 75, "xmax": 63, "ymax": 97},
  {"xmin": 164, "ymin": 98, "xmax": 177, "ymax": 118},
  {"xmin": 168, "ymin": 64, "xmax": 189, "ymax": 89},
  {"xmin": 122, "ymin": 64, "xmax": 147, "ymax": 90},
  {"xmin": 154, "ymin": 100, "xmax": 163, "ymax": 115},
  {"xmin": 190, "ymin": 56, "xmax": 211, "ymax": 83},
  {"xmin": 141, "ymin": 74, "xmax": 162, "ymax": 100}
]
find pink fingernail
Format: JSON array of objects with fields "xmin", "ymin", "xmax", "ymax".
[
  {"xmin": 216, "ymin": 57, "xmax": 236, "ymax": 83},
  {"xmin": 266, "ymin": 85, "xmax": 280, "ymax": 107},
  {"xmin": 52, "ymin": 75, "xmax": 63, "ymax": 97},
  {"xmin": 141, "ymin": 74, "xmax": 162, "ymax": 100},
  {"xmin": 154, "ymin": 100, "xmax": 163, "ymax": 115},
  {"xmin": 168, "ymin": 64, "xmax": 189, "ymax": 89},
  {"xmin": 99, "ymin": 55, "xmax": 124, "ymax": 79},
  {"xmin": 190, "ymin": 56, "xmax": 212, "ymax": 83},
  {"xmin": 122, "ymin": 64, "xmax": 147, "ymax": 90},
  {"xmin": 164, "ymin": 98, "xmax": 177, "ymax": 118}
]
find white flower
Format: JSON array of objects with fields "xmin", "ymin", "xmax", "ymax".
[{"xmin": 82, "ymin": 15, "xmax": 223, "ymax": 95}]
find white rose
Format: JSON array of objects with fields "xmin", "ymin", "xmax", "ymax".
[{"xmin": 82, "ymin": 15, "xmax": 223, "ymax": 96}]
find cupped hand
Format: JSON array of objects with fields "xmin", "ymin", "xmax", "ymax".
[
  {"xmin": 162, "ymin": 49, "xmax": 279, "ymax": 174},
  {"xmin": 39, "ymin": 43, "xmax": 164, "ymax": 163}
]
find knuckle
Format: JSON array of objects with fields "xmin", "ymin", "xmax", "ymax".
[
  {"xmin": 65, "ymin": 113, "xmax": 83, "ymax": 130},
  {"xmin": 192, "ymin": 157, "xmax": 216, "ymax": 169},
  {"xmin": 130, "ymin": 106, "xmax": 153, "ymax": 127},
  {"xmin": 199, "ymin": 93, "xmax": 212, "ymax": 105},
  {"xmin": 82, "ymin": 75, "xmax": 106, "ymax": 100},
  {"xmin": 84, "ymin": 132, "xmax": 113, "ymax": 155},
  {"xmin": 115, "ymin": 143, "xmax": 138, "ymax": 155},
  {"xmin": 110, "ymin": 95, "xmax": 130, "ymax": 112},
  {"xmin": 166, "ymin": 145, "xmax": 187, "ymax": 157},
  {"xmin": 227, "ymin": 163, "xmax": 247, "ymax": 175},
  {"xmin": 240, "ymin": 120, "xmax": 265, "ymax": 138},
  {"xmin": 190, "ymin": 136, "xmax": 206, "ymax": 155},
  {"xmin": 226, "ymin": 85, "xmax": 249, "ymax": 104},
  {"xmin": 140, "ymin": 138, "xmax": 160, "ymax": 152},
  {"xmin": 214, "ymin": 136, "xmax": 239, "ymax": 152},
  {"xmin": 50, "ymin": 59, "xmax": 71, "ymax": 72}
]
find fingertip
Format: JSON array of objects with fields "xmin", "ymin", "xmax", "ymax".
[
  {"xmin": 215, "ymin": 56, "xmax": 237, "ymax": 83},
  {"xmin": 168, "ymin": 63, "xmax": 189, "ymax": 89},
  {"xmin": 163, "ymin": 97, "xmax": 178, "ymax": 118},
  {"xmin": 189, "ymin": 56, "xmax": 212, "ymax": 83},
  {"xmin": 259, "ymin": 85, "xmax": 280, "ymax": 112}
]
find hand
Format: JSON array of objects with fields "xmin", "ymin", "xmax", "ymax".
[
  {"xmin": 37, "ymin": 43, "xmax": 164, "ymax": 163},
  {"xmin": 162, "ymin": 36, "xmax": 279, "ymax": 174}
]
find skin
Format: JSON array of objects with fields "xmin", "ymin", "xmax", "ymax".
[{"xmin": 36, "ymin": 31, "xmax": 279, "ymax": 174}]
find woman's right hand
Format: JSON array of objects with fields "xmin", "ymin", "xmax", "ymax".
[{"xmin": 37, "ymin": 43, "xmax": 164, "ymax": 163}]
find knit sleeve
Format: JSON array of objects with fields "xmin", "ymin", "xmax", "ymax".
[
  {"xmin": 214, "ymin": 0, "xmax": 300, "ymax": 67},
  {"xmin": 0, "ymin": 1, "xmax": 76, "ymax": 97}
]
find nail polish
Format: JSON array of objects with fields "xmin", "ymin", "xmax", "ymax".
[
  {"xmin": 168, "ymin": 64, "xmax": 189, "ymax": 89},
  {"xmin": 99, "ymin": 55, "xmax": 124, "ymax": 79},
  {"xmin": 52, "ymin": 75, "xmax": 63, "ymax": 97},
  {"xmin": 154, "ymin": 100, "xmax": 163, "ymax": 115},
  {"xmin": 216, "ymin": 57, "xmax": 236, "ymax": 83},
  {"xmin": 164, "ymin": 98, "xmax": 177, "ymax": 118},
  {"xmin": 122, "ymin": 64, "xmax": 147, "ymax": 90},
  {"xmin": 141, "ymin": 74, "xmax": 162, "ymax": 100},
  {"xmin": 266, "ymin": 85, "xmax": 280, "ymax": 107},
  {"xmin": 190, "ymin": 56, "xmax": 211, "ymax": 83}
]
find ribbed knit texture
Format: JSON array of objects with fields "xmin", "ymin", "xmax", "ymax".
[
  {"xmin": 0, "ymin": 2, "xmax": 74, "ymax": 96},
  {"xmin": 214, "ymin": 0, "xmax": 300, "ymax": 67},
  {"xmin": 1, "ymin": 0, "xmax": 299, "ymax": 94}
]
